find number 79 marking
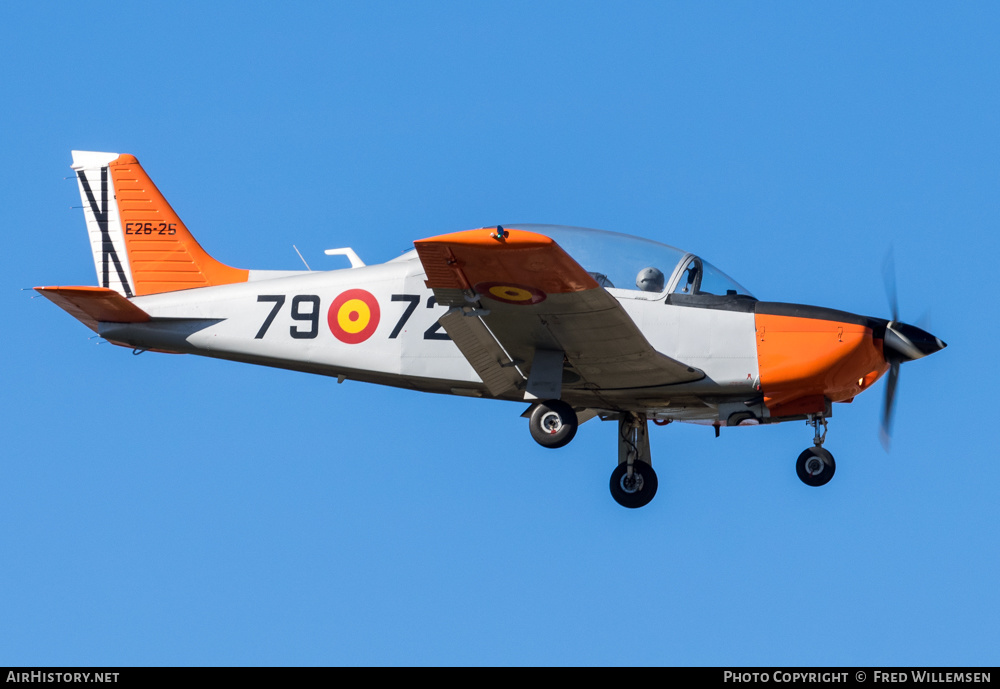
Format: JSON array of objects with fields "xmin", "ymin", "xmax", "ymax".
[{"xmin": 255, "ymin": 294, "xmax": 321, "ymax": 339}]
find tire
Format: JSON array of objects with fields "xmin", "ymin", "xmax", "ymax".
[
  {"xmin": 610, "ymin": 460, "xmax": 658, "ymax": 508},
  {"xmin": 529, "ymin": 400, "xmax": 578, "ymax": 449},
  {"xmin": 796, "ymin": 447, "xmax": 836, "ymax": 487}
]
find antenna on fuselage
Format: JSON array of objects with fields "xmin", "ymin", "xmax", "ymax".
[{"xmin": 293, "ymin": 245, "xmax": 312, "ymax": 271}]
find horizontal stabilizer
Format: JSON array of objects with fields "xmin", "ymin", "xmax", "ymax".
[{"xmin": 35, "ymin": 286, "xmax": 150, "ymax": 333}]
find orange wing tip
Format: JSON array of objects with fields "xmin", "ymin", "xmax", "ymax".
[
  {"xmin": 111, "ymin": 153, "xmax": 139, "ymax": 166},
  {"xmin": 415, "ymin": 227, "xmax": 557, "ymax": 249},
  {"xmin": 35, "ymin": 286, "xmax": 151, "ymax": 332}
]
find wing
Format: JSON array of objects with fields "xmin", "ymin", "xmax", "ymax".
[{"xmin": 414, "ymin": 227, "xmax": 703, "ymax": 399}]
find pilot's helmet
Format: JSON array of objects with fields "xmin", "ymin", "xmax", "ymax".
[{"xmin": 636, "ymin": 266, "xmax": 665, "ymax": 292}]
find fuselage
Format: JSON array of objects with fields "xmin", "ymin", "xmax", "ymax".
[{"xmin": 97, "ymin": 249, "xmax": 894, "ymax": 426}]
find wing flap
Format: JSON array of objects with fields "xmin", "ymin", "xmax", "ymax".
[{"xmin": 437, "ymin": 309, "xmax": 524, "ymax": 396}]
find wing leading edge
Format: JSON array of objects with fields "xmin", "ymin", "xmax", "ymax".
[{"xmin": 414, "ymin": 227, "xmax": 704, "ymax": 398}]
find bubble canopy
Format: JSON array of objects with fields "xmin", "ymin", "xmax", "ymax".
[{"xmin": 504, "ymin": 224, "xmax": 755, "ymax": 298}]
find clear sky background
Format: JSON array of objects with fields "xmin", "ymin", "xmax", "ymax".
[{"xmin": 2, "ymin": 2, "xmax": 997, "ymax": 666}]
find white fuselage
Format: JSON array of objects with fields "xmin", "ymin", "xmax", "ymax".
[{"xmin": 100, "ymin": 254, "xmax": 761, "ymax": 421}]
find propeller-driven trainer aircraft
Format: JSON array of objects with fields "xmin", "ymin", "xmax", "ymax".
[{"xmin": 38, "ymin": 151, "xmax": 947, "ymax": 508}]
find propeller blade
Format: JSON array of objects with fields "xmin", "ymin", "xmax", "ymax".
[
  {"xmin": 883, "ymin": 248, "xmax": 899, "ymax": 323},
  {"xmin": 879, "ymin": 360, "xmax": 900, "ymax": 451},
  {"xmin": 876, "ymin": 250, "xmax": 946, "ymax": 451}
]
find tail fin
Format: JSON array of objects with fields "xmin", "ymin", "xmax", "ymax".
[{"xmin": 71, "ymin": 151, "xmax": 248, "ymax": 297}]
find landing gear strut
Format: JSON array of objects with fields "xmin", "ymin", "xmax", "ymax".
[
  {"xmin": 796, "ymin": 414, "xmax": 836, "ymax": 487},
  {"xmin": 610, "ymin": 412, "xmax": 658, "ymax": 508}
]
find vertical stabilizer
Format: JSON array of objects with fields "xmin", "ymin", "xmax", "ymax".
[{"xmin": 71, "ymin": 151, "xmax": 248, "ymax": 296}]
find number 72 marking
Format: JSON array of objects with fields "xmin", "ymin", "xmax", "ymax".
[{"xmin": 389, "ymin": 294, "xmax": 449, "ymax": 340}]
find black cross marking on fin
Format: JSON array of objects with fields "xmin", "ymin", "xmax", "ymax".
[{"xmin": 78, "ymin": 167, "xmax": 133, "ymax": 298}]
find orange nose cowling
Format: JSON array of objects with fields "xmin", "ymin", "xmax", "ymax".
[{"xmin": 754, "ymin": 313, "xmax": 889, "ymax": 418}]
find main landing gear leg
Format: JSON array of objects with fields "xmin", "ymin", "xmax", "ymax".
[
  {"xmin": 796, "ymin": 414, "xmax": 836, "ymax": 487},
  {"xmin": 610, "ymin": 412, "xmax": 658, "ymax": 508}
]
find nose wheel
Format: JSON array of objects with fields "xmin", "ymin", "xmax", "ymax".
[
  {"xmin": 797, "ymin": 415, "xmax": 836, "ymax": 486},
  {"xmin": 796, "ymin": 447, "xmax": 836, "ymax": 486}
]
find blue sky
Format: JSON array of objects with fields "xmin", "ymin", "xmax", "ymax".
[{"xmin": 2, "ymin": 2, "xmax": 997, "ymax": 666}]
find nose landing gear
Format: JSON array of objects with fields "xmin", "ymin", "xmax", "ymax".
[{"xmin": 796, "ymin": 414, "xmax": 836, "ymax": 487}]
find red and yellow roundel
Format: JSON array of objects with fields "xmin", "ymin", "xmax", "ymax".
[
  {"xmin": 328, "ymin": 289, "xmax": 380, "ymax": 344},
  {"xmin": 475, "ymin": 282, "xmax": 546, "ymax": 305}
]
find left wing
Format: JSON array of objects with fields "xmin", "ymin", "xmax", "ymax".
[{"xmin": 414, "ymin": 227, "xmax": 703, "ymax": 399}]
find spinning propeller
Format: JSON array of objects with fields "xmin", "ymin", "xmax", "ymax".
[{"xmin": 879, "ymin": 252, "xmax": 947, "ymax": 450}]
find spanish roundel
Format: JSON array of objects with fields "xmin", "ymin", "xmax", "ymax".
[
  {"xmin": 474, "ymin": 281, "xmax": 547, "ymax": 305},
  {"xmin": 328, "ymin": 289, "xmax": 380, "ymax": 344}
]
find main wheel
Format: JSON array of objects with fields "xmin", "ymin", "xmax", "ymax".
[
  {"xmin": 610, "ymin": 460, "xmax": 658, "ymax": 508},
  {"xmin": 796, "ymin": 447, "xmax": 836, "ymax": 487},
  {"xmin": 529, "ymin": 400, "xmax": 578, "ymax": 449}
]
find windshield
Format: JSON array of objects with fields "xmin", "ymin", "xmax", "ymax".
[
  {"xmin": 672, "ymin": 255, "xmax": 755, "ymax": 297},
  {"xmin": 501, "ymin": 224, "xmax": 754, "ymax": 297}
]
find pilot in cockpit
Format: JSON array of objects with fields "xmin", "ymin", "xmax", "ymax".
[{"xmin": 636, "ymin": 266, "xmax": 665, "ymax": 292}]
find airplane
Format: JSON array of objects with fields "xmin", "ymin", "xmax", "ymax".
[{"xmin": 37, "ymin": 151, "xmax": 947, "ymax": 508}]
